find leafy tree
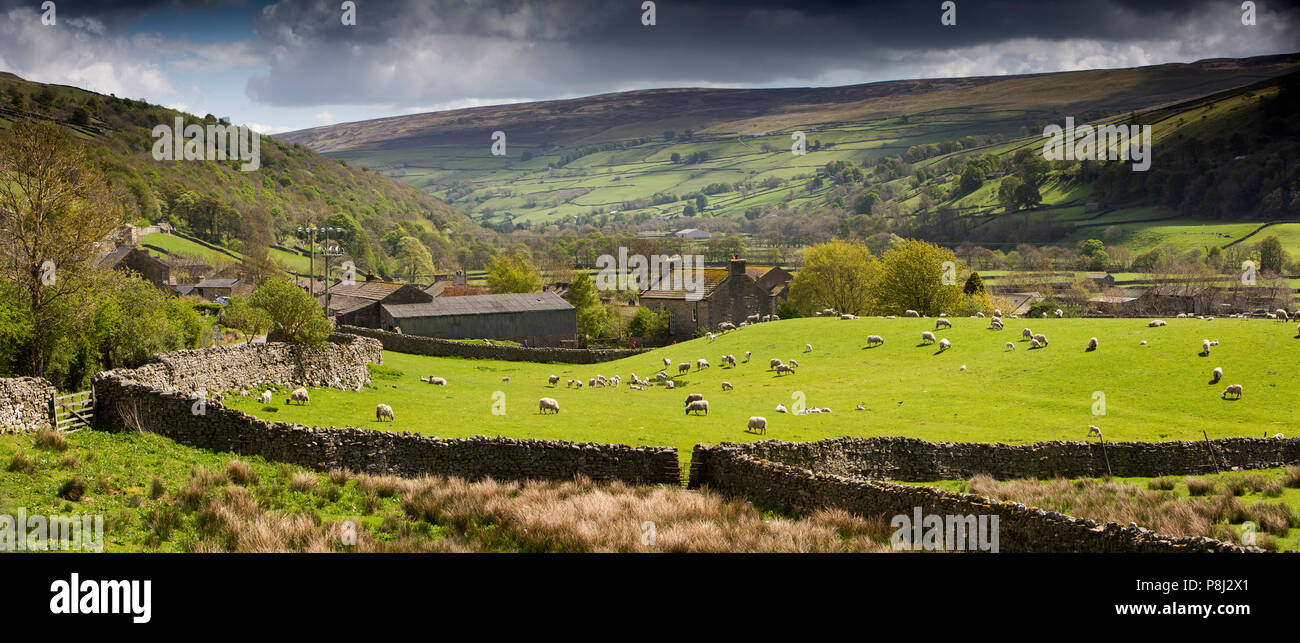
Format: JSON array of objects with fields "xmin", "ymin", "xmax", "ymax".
[
  {"xmin": 395, "ymin": 236, "xmax": 435, "ymax": 283},
  {"xmin": 670, "ymin": 152, "xmax": 681, "ymax": 163},
  {"xmin": 775, "ymin": 301, "xmax": 802, "ymax": 319},
  {"xmin": 788, "ymin": 240, "xmax": 879, "ymax": 315},
  {"xmin": 870, "ymin": 238, "xmax": 965, "ymax": 315},
  {"xmin": 962, "ymin": 272, "xmax": 986, "ymax": 296},
  {"xmin": 1087, "ymin": 249, "xmax": 1110, "ymax": 271},
  {"xmin": 997, "ymin": 176, "xmax": 1022, "ymax": 207},
  {"xmin": 626, "ymin": 306, "xmax": 670, "ymax": 341},
  {"xmin": 1079, "ymin": 239, "xmax": 1106, "ymax": 257},
  {"xmin": 959, "ymin": 164, "xmax": 985, "ymax": 194},
  {"xmin": 0, "ymin": 118, "xmax": 126, "ymax": 377},
  {"xmin": 221, "ymin": 296, "xmax": 272, "ymax": 334},
  {"xmin": 1258, "ymin": 235, "xmax": 1286, "ymax": 273},
  {"xmin": 486, "ymin": 251, "xmax": 542, "ymax": 293},
  {"xmin": 565, "ymin": 272, "xmax": 600, "ymax": 309},
  {"xmin": 1013, "ymin": 182, "xmax": 1042, "ymax": 209},
  {"xmin": 249, "ymin": 278, "xmax": 331, "ymax": 345}
]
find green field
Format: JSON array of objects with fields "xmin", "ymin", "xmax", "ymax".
[
  {"xmin": 142, "ymin": 232, "xmax": 312, "ymax": 276},
  {"xmin": 226, "ymin": 317, "xmax": 1300, "ymax": 464}
]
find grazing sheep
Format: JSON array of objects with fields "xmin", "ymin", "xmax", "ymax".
[
  {"xmin": 935, "ymin": 318, "xmax": 952, "ymax": 330},
  {"xmin": 1042, "ymin": 312, "xmax": 1048, "ymax": 318},
  {"xmin": 789, "ymin": 359, "xmax": 798, "ymax": 368},
  {"xmin": 707, "ymin": 332, "xmax": 716, "ymax": 342},
  {"xmin": 1148, "ymin": 319, "xmax": 1167, "ymax": 327},
  {"xmin": 575, "ymin": 381, "xmax": 583, "ymax": 389},
  {"xmin": 1276, "ymin": 308, "xmax": 1290, "ymax": 320},
  {"xmin": 959, "ymin": 365, "xmax": 966, "ymax": 371},
  {"xmin": 747, "ymin": 313, "xmax": 761, "ymax": 324},
  {"xmin": 921, "ymin": 331, "xmax": 937, "ymax": 344},
  {"xmin": 1088, "ymin": 425, "xmax": 1102, "ymax": 438},
  {"xmin": 1054, "ymin": 309, "xmax": 1064, "ymax": 318},
  {"xmin": 744, "ymin": 351, "xmax": 752, "ymax": 362},
  {"xmin": 775, "ymin": 364, "xmax": 796, "ymax": 375},
  {"xmin": 937, "ymin": 338, "xmax": 951, "ymax": 351},
  {"xmin": 1211, "ymin": 367, "xmax": 1223, "ymax": 383},
  {"xmin": 259, "ymin": 390, "xmax": 273, "ymax": 405},
  {"xmin": 611, "ymin": 375, "xmax": 621, "ymax": 388},
  {"xmin": 664, "ymin": 380, "xmax": 675, "ymax": 389},
  {"xmin": 747, "ymin": 416, "xmax": 767, "ymax": 435},
  {"xmin": 1005, "ymin": 342, "xmax": 1015, "ymax": 351},
  {"xmin": 723, "ymin": 355, "xmax": 736, "ymax": 367},
  {"xmin": 975, "ymin": 312, "xmax": 985, "ymax": 318},
  {"xmin": 566, "ymin": 379, "xmax": 575, "ymax": 388},
  {"xmin": 1202, "ymin": 339, "xmax": 1211, "ymax": 355},
  {"xmin": 548, "ymin": 375, "xmax": 560, "ymax": 387},
  {"xmin": 905, "ymin": 309, "xmax": 920, "ymax": 317},
  {"xmin": 776, "ymin": 403, "xmax": 788, "ymax": 413},
  {"xmin": 656, "ymin": 371, "xmax": 668, "ymax": 381},
  {"xmin": 1272, "ymin": 433, "xmax": 1284, "ymax": 439},
  {"xmin": 288, "ymin": 388, "xmax": 310, "ymax": 405},
  {"xmin": 855, "ymin": 404, "xmax": 865, "ymax": 411},
  {"xmin": 885, "ymin": 315, "xmax": 896, "ymax": 319},
  {"xmin": 840, "ymin": 314, "xmax": 857, "ymax": 320},
  {"xmin": 771, "ymin": 314, "xmax": 780, "ymax": 321},
  {"xmin": 663, "ymin": 357, "xmax": 672, "ymax": 368},
  {"xmin": 804, "ymin": 343, "xmax": 812, "ymax": 352},
  {"xmin": 1222, "ymin": 384, "xmax": 1243, "ymax": 399},
  {"xmin": 1030, "ymin": 338, "xmax": 1042, "ymax": 349},
  {"xmin": 1209, "ymin": 339, "xmax": 1219, "ymax": 346},
  {"xmin": 820, "ymin": 407, "xmax": 831, "ymax": 413},
  {"xmin": 939, "ymin": 313, "xmax": 948, "ymax": 318},
  {"xmin": 1087, "ymin": 337, "xmax": 1098, "ymax": 351},
  {"xmin": 990, "ymin": 319, "xmax": 1004, "ymax": 330},
  {"xmin": 376, "ymin": 404, "xmax": 395, "ymax": 422},
  {"xmin": 1139, "ymin": 340, "xmax": 1147, "ymax": 345},
  {"xmin": 684, "ymin": 393, "xmax": 704, "ymax": 406},
  {"xmin": 722, "ymin": 381, "xmax": 733, "ymax": 391},
  {"xmin": 1022, "ymin": 328, "xmax": 1033, "ymax": 340},
  {"xmin": 994, "ymin": 308, "xmax": 1003, "ymax": 318},
  {"xmin": 502, "ymin": 376, "xmax": 511, "ymax": 384},
  {"xmin": 866, "ymin": 335, "xmax": 885, "ymax": 347},
  {"xmin": 769, "ymin": 358, "xmax": 783, "ymax": 370},
  {"xmin": 629, "ymin": 385, "xmax": 644, "ymax": 391},
  {"xmin": 678, "ymin": 362, "xmax": 691, "ymax": 376},
  {"xmin": 718, "ymin": 322, "xmax": 736, "ymax": 331},
  {"xmin": 696, "ymin": 358, "xmax": 710, "ymax": 370},
  {"xmin": 589, "ymin": 378, "xmax": 597, "ymax": 388},
  {"xmin": 685, "ymin": 400, "xmax": 710, "ymax": 416},
  {"xmin": 538, "ymin": 397, "xmax": 560, "ymax": 414},
  {"xmin": 1032, "ymin": 333, "xmax": 1048, "ymax": 346},
  {"xmin": 430, "ymin": 377, "xmax": 447, "ymax": 386}
]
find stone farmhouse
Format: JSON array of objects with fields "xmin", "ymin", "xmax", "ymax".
[{"xmin": 639, "ymin": 257, "xmax": 792, "ymax": 338}]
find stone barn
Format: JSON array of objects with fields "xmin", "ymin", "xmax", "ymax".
[
  {"xmin": 378, "ymin": 292, "xmax": 577, "ymax": 346},
  {"xmin": 640, "ymin": 257, "xmax": 787, "ymax": 338},
  {"xmin": 334, "ymin": 283, "xmax": 434, "ymax": 327}
]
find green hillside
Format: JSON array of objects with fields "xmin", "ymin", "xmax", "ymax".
[{"xmin": 0, "ymin": 72, "xmax": 487, "ymax": 277}]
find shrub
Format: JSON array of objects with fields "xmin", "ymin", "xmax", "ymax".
[{"xmin": 58, "ymin": 476, "xmax": 87, "ymax": 501}]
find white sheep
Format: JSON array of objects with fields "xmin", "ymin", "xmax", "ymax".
[
  {"xmin": 1272, "ymin": 433, "xmax": 1284, "ymax": 439},
  {"xmin": 1222, "ymin": 384, "xmax": 1243, "ymax": 399},
  {"xmin": 1211, "ymin": 367, "xmax": 1223, "ymax": 383},
  {"xmin": 840, "ymin": 314, "xmax": 857, "ymax": 320},
  {"xmin": 707, "ymin": 332, "xmax": 716, "ymax": 342},
  {"xmin": 663, "ymin": 357, "xmax": 672, "ymax": 368},
  {"xmin": 1032, "ymin": 333, "xmax": 1048, "ymax": 347},
  {"xmin": 575, "ymin": 380, "xmax": 583, "ymax": 389},
  {"xmin": 376, "ymin": 403, "xmax": 395, "ymax": 422},
  {"xmin": 804, "ymin": 343, "xmax": 812, "ymax": 352},
  {"xmin": 1055, "ymin": 309, "xmax": 1064, "ymax": 318},
  {"xmin": 775, "ymin": 403, "xmax": 788, "ymax": 413},
  {"xmin": 744, "ymin": 351, "xmax": 752, "ymax": 362},
  {"xmin": 1148, "ymin": 319, "xmax": 1167, "ymax": 327},
  {"xmin": 994, "ymin": 308, "xmax": 1003, "ymax": 318},
  {"xmin": 866, "ymin": 335, "xmax": 885, "ymax": 347},
  {"xmin": 538, "ymin": 397, "xmax": 560, "ymax": 414},
  {"xmin": 1276, "ymin": 308, "xmax": 1290, "ymax": 320},
  {"xmin": 259, "ymin": 390, "xmax": 273, "ymax": 405},
  {"xmin": 664, "ymin": 380, "xmax": 675, "ymax": 389},
  {"xmin": 1030, "ymin": 338, "xmax": 1042, "ymax": 349},
  {"xmin": 719, "ymin": 322, "xmax": 736, "ymax": 331},
  {"xmin": 548, "ymin": 375, "xmax": 560, "ymax": 387},
  {"xmin": 288, "ymin": 387, "xmax": 310, "ymax": 405},
  {"xmin": 611, "ymin": 375, "xmax": 621, "ymax": 388},
  {"xmin": 501, "ymin": 376, "xmax": 511, "ymax": 384},
  {"xmin": 747, "ymin": 313, "xmax": 761, "ymax": 324},
  {"xmin": 905, "ymin": 309, "xmax": 920, "ymax": 317},
  {"xmin": 769, "ymin": 358, "xmax": 783, "ymax": 370},
  {"xmin": 788, "ymin": 359, "xmax": 798, "ymax": 368},
  {"xmin": 696, "ymin": 358, "xmax": 710, "ymax": 370},
  {"xmin": 935, "ymin": 318, "xmax": 952, "ymax": 330},
  {"xmin": 430, "ymin": 377, "xmax": 447, "ymax": 386},
  {"xmin": 747, "ymin": 416, "xmax": 767, "ymax": 434},
  {"xmin": 937, "ymin": 338, "xmax": 951, "ymax": 351},
  {"xmin": 990, "ymin": 319, "xmax": 1004, "ymax": 330},
  {"xmin": 855, "ymin": 404, "xmax": 865, "ymax": 411},
  {"xmin": 566, "ymin": 379, "xmax": 575, "ymax": 388},
  {"xmin": 684, "ymin": 393, "xmax": 704, "ymax": 406},
  {"xmin": 685, "ymin": 400, "xmax": 710, "ymax": 416},
  {"xmin": 1087, "ymin": 337, "xmax": 1098, "ymax": 350},
  {"xmin": 678, "ymin": 362, "xmax": 691, "ymax": 376},
  {"xmin": 1005, "ymin": 341, "xmax": 1015, "ymax": 351},
  {"xmin": 775, "ymin": 364, "xmax": 796, "ymax": 375},
  {"xmin": 1022, "ymin": 328, "xmax": 1033, "ymax": 340},
  {"xmin": 1202, "ymin": 339, "xmax": 1211, "ymax": 355},
  {"xmin": 921, "ymin": 331, "xmax": 937, "ymax": 344},
  {"xmin": 1088, "ymin": 425, "xmax": 1102, "ymax": 438},
  {"xmin": 722, "ymin": 381, "xmax": 733, "ymax": 391}
]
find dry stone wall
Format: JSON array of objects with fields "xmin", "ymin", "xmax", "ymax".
[
  {"xmin": 0, "ymin": 377, "xmax": 56, "ymax": 433},
  {"xmin": 691, "ymin": 445, "xmax": 1263, "ymax": 553},
  {"xmin": 692, "ymin": 435, "xmax": 1300, "ymax": 482},
  {"xmin": 90, "ymin": 336, "xmax": 679, "ymax": 485},
  {"xmin": 338, "ymin": 325, "xmax": 645, "ymax": 364}
]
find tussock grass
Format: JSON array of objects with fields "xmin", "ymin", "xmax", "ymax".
[
  {"xmin": 225, "ymin": 460, "xmax": 259, "ymax": 486},
  {"xmin": 58, "ymin": 476, "xmax": 87, "ymax": 502},
  {"xmin": 7, "ymin": 451, "xmax": 36, "ymax": 474},
  {"xmin": 34, "ymin": 428, "xmax": 68, "ymax": 452},
  {"xmin": 1186, "ymin": 477, "xmax": 1214, "ymax": 496},
  {"xmin": 1285, "ymin": 467, "xmax": 1300, "ymax": 489},
  {"xmin": 288, "ymin": 472, "xmax": 317, "ymax": 493}
]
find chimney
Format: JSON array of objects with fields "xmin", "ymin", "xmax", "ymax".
[
  {"xmin": 454, "ymin": 270, "xmax": 466, "ymax": 286},
  {"xmin": 728, "ymin": 255, "xmax": 746, "ymax": 276}
]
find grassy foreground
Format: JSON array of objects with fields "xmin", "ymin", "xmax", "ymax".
[
  {"xmin": 0, "ymin": 430, "xmax": 893, "ymax": 553},
  {"xmin": 228, "ymin": 317, "xmax": 1300, "ymax": 463}
]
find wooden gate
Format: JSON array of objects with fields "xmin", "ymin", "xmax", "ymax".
[{"xmin": 53, "ymin": 390, "xmax": 94, "ymax": 431}]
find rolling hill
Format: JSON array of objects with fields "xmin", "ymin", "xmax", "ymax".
[{"xmin": 278, "ymin": 54, "xmax": 1300, "ymax": 233}]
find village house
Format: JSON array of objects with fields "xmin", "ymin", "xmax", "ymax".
[{"xmin": 639, "ymin": 257, "xmax": 792, "ymax": 338}]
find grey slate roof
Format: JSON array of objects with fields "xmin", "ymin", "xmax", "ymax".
[{"xmin": 382, "ymin": 292, "xmax": 573, "ymax": 319}]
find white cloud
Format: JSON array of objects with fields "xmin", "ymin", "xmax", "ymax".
[
  {"xmin": 311, "ymin": 111, "xmax": 334, "ymax": 125},
  {"xmin": 243, "ymin": 122, "xmax": 295, "ymax": 135}
]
